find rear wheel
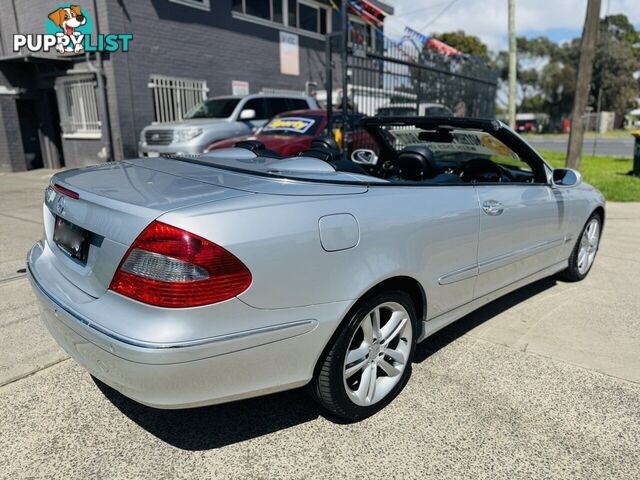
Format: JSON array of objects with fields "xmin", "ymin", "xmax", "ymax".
[
  {"xmin": 560, "ymin": 213, "xmax": 602, "ymax": 282},
  {"xmin": 310, "ymin": 290, "xmax": 417, "ymax": 420}
]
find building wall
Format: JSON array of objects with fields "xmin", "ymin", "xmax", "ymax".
[
  {"xmin": 0, "ymin": 0, "xmax": 350, "ymax": 168},
  {"xmin": 0, "ymin": 96, "xmax": 25, "ymax": 172},
  {"xmin": 0, "ymin": 0, "xmax": 112, "ymax": 170},
  {"xmin": 102, "ymin": 0, "xmax": 340, "ymax": 159},
  {"xmin": 56, "ymin": 0, "xmax": 115, "ymax": 168}
]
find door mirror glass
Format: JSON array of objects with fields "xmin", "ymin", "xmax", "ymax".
[
  {"xmin": 553, "ymin": 168, "xmax": 581, "ymax": 187},
  {"xmin": 239, "ymin": 109, "xmax": 256, "ymax": 120},
  {"xmin": 351, "ymin": 149, "xmax": 378, "ymax": 165}
]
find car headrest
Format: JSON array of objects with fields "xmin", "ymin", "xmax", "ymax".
[
  {"xmin": 301, "ymin": 147, "xmax": 341, "ymax": 163},
  {"xmin": 310, "ymin": 136, "xmax": 339, "ymax": 150},
  {"xmin": 396, "ymin": 145, "xmax": 436, "ymax": 181},
  {"xmin": 234, "ymin": 140, "xmax": 281, "ymax": 159},
  {"xmin": 234, "ymin": 140, "xmax": 265, "ymax": 152}
]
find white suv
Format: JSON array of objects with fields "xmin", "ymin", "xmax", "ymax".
[{"xmin": 138, "ymin": 93, "xmax": 318, "ymax": 157}]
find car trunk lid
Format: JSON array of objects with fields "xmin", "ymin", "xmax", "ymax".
[
  {"xmin": 45, "ymin": 159, "xmax": 366, "ymax": 299},
  {"xmin": 45, "ymin": 162, "xmax": 251, "ymax": 298},
  {"xmin": 123, "ymin": 156, "xmax": 369, "ymax": 195}
]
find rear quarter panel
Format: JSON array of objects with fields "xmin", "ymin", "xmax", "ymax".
[{"xmin": 159, "ymin": 185, "xmax": 480, "ymax": 319}]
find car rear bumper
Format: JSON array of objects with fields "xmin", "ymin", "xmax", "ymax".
[{"xmin": 27, "ymin": 242, "xmax": 349, "ymax": 409}]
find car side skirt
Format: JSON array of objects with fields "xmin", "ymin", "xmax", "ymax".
[{"xmin": 418, "ymin": 259, "xmax": 568, "ymax": 342}]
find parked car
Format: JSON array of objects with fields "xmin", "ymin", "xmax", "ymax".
[
  {"xmin": 376, "ymin": 103, "xmax": 453, "ymax": 118},
  {"xmin": 138, "ymin": 93, "xmax": 318, "ymax": 157},
  {"xmin": 29, "ymin": 116, "xmax": 604, "ymax": 420},
  {"xmin": 207, "ymin": 110, "xmax": 375, "ymax": 156}
]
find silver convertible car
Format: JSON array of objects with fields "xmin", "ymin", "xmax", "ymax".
[{"xmin": 28, "ymin": 117, "xmax": 604, "ymax": 420}]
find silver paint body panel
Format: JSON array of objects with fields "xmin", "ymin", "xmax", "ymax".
[{"xmin": 29, "ymin": 151, "xmax": 605, "ymax": 408}]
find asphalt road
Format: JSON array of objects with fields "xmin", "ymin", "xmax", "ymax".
[
  {"xmin": 1, "ymin": 170, "xmax": 639, "ymax": 479},
  {"xmin": 526, "ymin": 136, "xmax": 635, "ymax": 157}
]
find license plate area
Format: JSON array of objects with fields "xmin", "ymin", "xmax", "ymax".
[{"xmin": 54, "ymin": 216, "xmax": 91, "ymax": 263}]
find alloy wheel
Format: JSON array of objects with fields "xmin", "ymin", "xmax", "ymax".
[
  {"xmin": 577, "ymin": 218, "xmax": 600, "ymax": 275},
  {"xmin": 342, "ymin": 302, "xmax": 413, "ymax": 406}
]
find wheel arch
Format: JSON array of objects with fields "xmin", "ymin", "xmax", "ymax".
[
  {"xmin": 593, "ymin": 205, "xmax": 605, "ymax": 228},
  {"xmin": 310, "ymin": 275, "xmax": 427, "ymax": 381}
]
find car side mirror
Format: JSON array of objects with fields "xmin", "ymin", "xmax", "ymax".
[
  {"xmin": 552, "ymin": 168, "xmax": 581, "ymax": 187},
  {"xmin": 351, "ymin": 149, "xmax": 378, "ymax": 165},
  {"xmin": 239, "ymin": 109, "xmax": 256, "ymax": 120}
]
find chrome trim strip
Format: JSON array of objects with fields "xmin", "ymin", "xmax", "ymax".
[
  {"xmin": 438, "ymin": 264, "xmax": 478, "ymax": 285},
  {"xmin": 439, "ymin": 237, "xmax": 564, "ymax": 285},
  {"xmin": 478, "ymin": 237, "xmax": 565, "ymax": 275},
  {"xmin": 419, "ymin": 259, "xmax": 568, "ymax": 342},
  {"xmin": 27, "ymin": 262, "xmax": 315, "ymax": 350}
]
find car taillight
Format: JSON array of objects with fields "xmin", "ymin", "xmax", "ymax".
[
  {"xmin": 109, "ymin": 221, "xmax": 251, "ymax": 308},
  {"xmin": 53, "ymin": 183, "xmax": 80, "ymax": 199}
]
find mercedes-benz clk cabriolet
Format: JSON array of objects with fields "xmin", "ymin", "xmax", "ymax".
[{"xmin": 28, "ymin": 117, "xmax": 604, "ymax": 420}]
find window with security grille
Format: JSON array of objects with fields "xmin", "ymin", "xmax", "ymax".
[
  {"xmin": 148, "ymin": 75, "xmax": 209, "ymax": 124},
  {"xmin": 168, "ymin": 0, "xmax": 210, "ymax": 11},
  {"xmin": 55, "ymin": 75, "xmax": 101, "ymax": 138}
]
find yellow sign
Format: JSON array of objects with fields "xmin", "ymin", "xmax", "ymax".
[{"xmin": 264, "ymin": 117, "xmax": 314, "ymax": 133}]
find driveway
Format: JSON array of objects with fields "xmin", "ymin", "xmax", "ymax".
[{"xmin": 0, "ymin": 170, "xmax": 639, "ymax": 479}]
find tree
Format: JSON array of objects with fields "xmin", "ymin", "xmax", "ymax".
[
  {"xmin": 538, "ymin": 57, "xmax": 577, "ymax": 121},
  {"xmin": 567, "ymin": 0, "xmax": 601, "ymax": 170},
  {"xmin": 494, "ymin": 14, "xmax": 640, "ymax": 128},
  {"xmin": 432, "ymin": 31, "xmax": 491, "ymax": 62},
  {"xmin": 494, "ymin": 36, "xmax": 558, "ymax": 112},
  {"xmin": 592, "ymin": 16, "xmax": 640, "ymax": 114},
  {"xmin": 601, "ymin": 14, "xmax": 639, "ymax": 45}
]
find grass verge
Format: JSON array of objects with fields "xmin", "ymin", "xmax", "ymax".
[{"xmin": 540, "ymin": 150, "xmax": 640, "ymax": 202}]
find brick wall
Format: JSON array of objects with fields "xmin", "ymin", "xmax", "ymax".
[
  {"xmin": 0, "ymin": 96, "xmax": 26, "ymax": 172},
  {"xmin": 0, "ymin": 0, "xmax": 345, "ymax": 167},
  {"xmin": 102, "ymin": 0, "xmax": 340, "ymax": 159}
]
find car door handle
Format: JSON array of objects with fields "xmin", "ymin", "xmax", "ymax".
[{"xmin": 482, "ymin": 200, "xmax": 505, "ymax": 216}]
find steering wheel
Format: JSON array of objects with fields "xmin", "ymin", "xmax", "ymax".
[{"xmin": 460, "ymin": 158, "xmax": 514, "ymax": 183}]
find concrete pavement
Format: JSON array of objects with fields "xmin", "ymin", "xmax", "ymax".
[{"xmin": 0, "ymin": 170, "xmax": 639, "ymax": 479}]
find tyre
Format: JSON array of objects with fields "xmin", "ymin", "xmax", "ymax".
[
  {"xmin": 559, "ymin": 212, "xmax": 602, "ymax": 282},
  {"xmin": 310, "ymin": 290, "xmax": 417, "ymax": 420}
]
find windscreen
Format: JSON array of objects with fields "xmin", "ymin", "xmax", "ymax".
[
  {"xmin": 381, "ymin": 125, "xmax": 529, "ymax": 172},
  {"xmin": 185, "ymin": 98, "xmax": 240, "ymax": 119}
]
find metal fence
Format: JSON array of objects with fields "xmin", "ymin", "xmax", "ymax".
[
  {"xmin": 347, "ymin": 35, "xmax": 498, "ymax": 119},
  {"xmin": 148, "ymin": 74, "xmax": 209, "ymax": 123},
  {"xmin": 324, "ymin": 31, "xmax": 498, "ymax": 150}
]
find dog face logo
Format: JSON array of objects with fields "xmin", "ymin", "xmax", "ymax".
[
  {"xmin": 13, "ymin": 5, "xmax": 131, "ymax": 55},
  {"xmin": 47, "ymin": 5, "xmax": 89, "ymax": 54}
]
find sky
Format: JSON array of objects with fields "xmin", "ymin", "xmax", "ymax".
[{"xmin": 384, "ymin": 0, "xmax": 640, "ymax": 52}]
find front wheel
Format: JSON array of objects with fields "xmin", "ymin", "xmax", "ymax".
[
  {"xmin": 310, "ymin": 290, "xmax": 417, "ymax": 420},
  {"xmin": 560, "ymin": 212, "xmax": 602, "ymax": 282}
]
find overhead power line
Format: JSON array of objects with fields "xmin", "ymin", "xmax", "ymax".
[
  {"xmin": 417, "ymin": 0, "xmax": 463, "ymax": 32},
  {"xmin": 392, "ymin": 1, "xmax": 454, "ymax": 20}
]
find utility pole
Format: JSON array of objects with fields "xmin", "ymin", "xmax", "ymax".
[
  {"xmin": 566, "ymin": 0, "xmax": 601, "ymax": 169},
  {"xmin": 508, "ymin": 0, "xmax": 517, "ymax": 129}
]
